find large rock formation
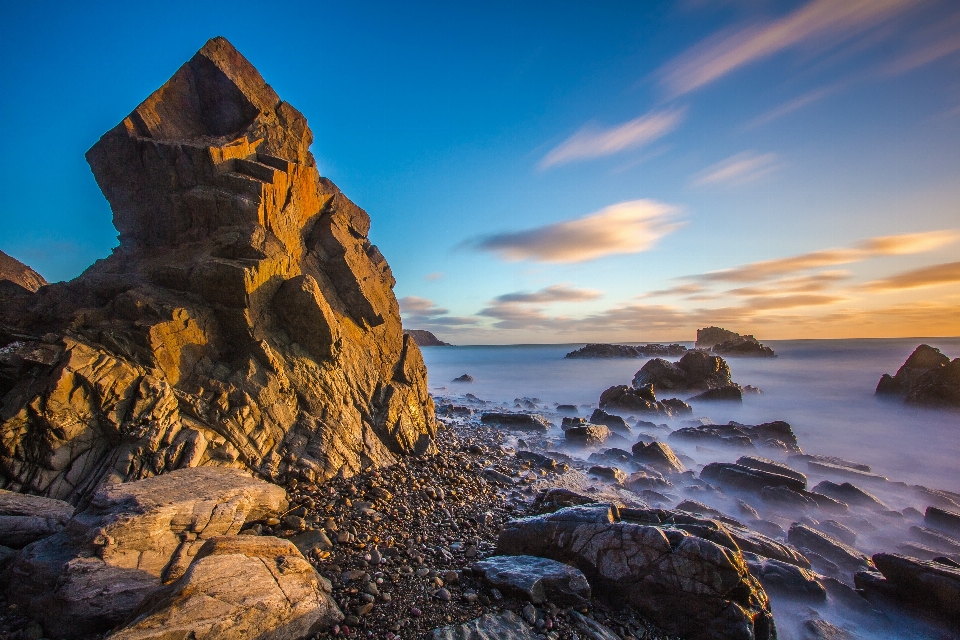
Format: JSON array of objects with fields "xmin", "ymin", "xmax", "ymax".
[
  {"xmin": 404, "ymin": 329, "xmax": 452, "ymax": 347},
  {"xmin": 632, "ymin": 351, "xmax": 735, "ymax": 393},
  {"xmin": 0, "ymin": 37, "xmax": 435, "ymax": 504},
  {"xmin": 696, "ymin": 327, "xmax": 775, "ymax": 357},
  {"xmin": 565, "ymin": 343, "xmax": 687, "ymax": 358},
  {"xmin": 696, "ymin": 327, "xmax": 741, "ymax": 349},
  {"xmin": 0, "ymin": 250, "xmax": 47, "ymax": 293},
  {"xmin": 875, "ymin": 344, "xmax": 960, "ymax": 408}
]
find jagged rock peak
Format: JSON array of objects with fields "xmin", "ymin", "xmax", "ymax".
[
  {"xmin": 0, "ymin": 37, "xmax": 436, "ymax": 504},
  {"xmin": 0, "ymin": 250, "xmax": 47, "ymax": 292}
]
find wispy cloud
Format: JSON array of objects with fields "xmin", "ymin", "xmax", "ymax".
[
  {"xmin": 494, "ymin": 284, "xmax": 601, "ymax": 304},
  {"xmin": 539, "ymin": 108, "xmax": 685, "ymax": 169},
  {"xmin": 726, "ymin": 271, "xmax": 851, "ymax": 297},
  {"xmin": 469, "ymin": 200, "xmax": 683, "ymax": 263},
  {"xmin": 865, "ymin": 261, "xmax": 960, "ymax": 291},
  {"xmin": 695, "ymin": 230, "xmax": 960, "ymax": 283},
  {"xmin": 885, "ymin": 10, "xmax": 960, "ymax": 74},
  {"xmin": 659, "ymin": 0, "xmax": 916, "ymax": 97},
  {"xmin": 745, "ymin": 85, "xmax": 837, "ymax": 128},
  {"xmin": 398, "ymin": 296, "xmax": 478, "ymax": 328},
  {"xmin": 692, "ymin": 151, "xmax": 779, "ymax": 186},
  {"xmin": 424, "ymin": 272, "xmax": 443, "ymax": 281}
]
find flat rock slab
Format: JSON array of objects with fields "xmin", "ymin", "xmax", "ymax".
[
  {"xmin": 428, "ymin": 610, "xmax": 538, "ymax": 640},
  {"xmin": 5, "ymin": 467, "xmax": 288, "ymax": 639},
  {"xmin": 855, "ymin": 553, "xmax": 960, "ymax": 624},
  {"xmin": 472, "ymin": 555, "xmax": 591, "ymax": 606},
  {"xmin": 788, "ymin": 524, "xmax": 872, "ymax": 575},
  {"xmin": 107, "ymin": 536, "xmax": 342, "ymax": 640},
  {"xmin": 0, "ymin": 489, "xmax": 74, "ymax": 548},
  {"xmin": 479, "ymin": 413, "xmax": 552, "ymax": 431}
]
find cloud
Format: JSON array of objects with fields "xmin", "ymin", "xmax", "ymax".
[
  {"xmin": 424, "ymin": 272, "xmax": 443, "ymax": 281},
  {"xmin": 695, "ymin": 230, "xmax": 960, "ymax": 283},
  {"xmin": 725, "ymin": 271, "xmax": 851, "ymax": 297},
  {"xmin": 659, "ymin": 0, "xmax": 915, "ymax": 97},
  {"xmin": 398, "ymin": 296, "xmax": 478, "ymax": 329},
  {"xmin": 885, "ymin": 10, "xmax": 960, "ymax": 74},
  {"xmin": 745, "ymin": 85, "xmax": 837, "ymax": 128},
  {"xmin": 865, "ymin": 261, "xmax": 960, "ymax": 291},
  {"xmin": 470, "ymin": 199, "xmax": 683, "ymax": 263},
  {"xmin": 494, "ymin": 284, "xmax": 602, "ymax": 304},
  {"xmin": 641, "ymin": 283, "xmax": 708, "ymax": 298},
  {"xmin": 692, "ymin": 151, "xmax": 779, "ymax": 187},
  {"xmin": 539, "ymin": 108, "xmax": 685, "ymax": 169}
]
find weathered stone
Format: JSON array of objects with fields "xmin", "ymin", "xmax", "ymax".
[
  {"xmin": 746, "ymin": 555, "xmax": 825, "ymax": 601},
  {"xmin": 472, "ymin": 555, "xmax": 591, "ymax": 606},
  {"xmin": 811, "ymin": 481, "xmax": 887, "ymax": 511},
  {"xmin": 855, "ymin": 553, "xmax": 960, "ymax": 623},
  {"xmin": 598, "ymin": 384, "xmax": 691, "ymax": 417},
  {"xmin": 0, "ymin": 37, "xmax": 435, "ymax": 504},
  {"xmin": 736, "ymin": 457, "xmax": 807, "ymax": 487},
  {"xmin": 787, "ymin": 524, "xmax": 872, "ymax": 575},
  {"xmin": 0, "ymin": 250, "xmax": 47, "ymax": 292},
  {"xmin": 925, "ymin": 506, "xmax": 960, "ymax": 536},
  {"xmin": 0, "ymin": 489, "xmax": 74, "ymax": 548},
  {"xmin": 876, "ymin": 344, "xmax": 960, "ymax": 408},
  {"xmin": 689, "ymin": 386, "xmax": 743, "ymax": 402},
  {"xmin": 290, "ymin": 529, "xmax": 334, "ymax": 555},
  {"xmin": 4, "ymin": 467, "xmax": 287, "ymax": 638},
  {"xmin": 529, "ymin": 488, "xmax": 598, "ymax": 515},
  {"xmin": 107, "ymin": 536, "xmax": 342, "ymax": 639},
  {"xmin": 564, "ymin": 424, "xmax": 611, "ymax": 446},
  {"xmin": 633, "ymin": 350, "xmax": 733, "ymax": 392},
  {"xmin": 479, "ymin": 413, "xmax": 552, "ymax": 431},
  {"xmin": 427, "ymin": 610, "xmax": 538, "ymax": 640},
  {"xmin": 631, "ymin": 441, "xmax": 684, "ymax": 474},
  {"xmin": 497, "ymin": 504, "xmax": 775, "ymax": 640},
  {"xmin": 588, "ymin": 409, "xmax": 631, "ymax": 434},
  {"xmin": 670, "ymin": 421, "xmax": 800, "ymax": 453},
  {"xmin": 701, "ymin": 462, "xmax": 806, "ymax": 494}
]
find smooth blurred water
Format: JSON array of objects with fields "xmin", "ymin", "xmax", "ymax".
[{"xmin": 422, "ymin": 338, "xmax": 960, "ymax": 493}]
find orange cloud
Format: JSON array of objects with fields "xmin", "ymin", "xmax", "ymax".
[{"xmin": 866, "ymin": 261, "xmax": 960, "ymax": 291}]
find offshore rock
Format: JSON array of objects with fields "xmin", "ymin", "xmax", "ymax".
[
  {"xmin": 405, "ymin": 329, "xmax": 452, "ymax": 347},
  {"xmin": 0, "ymin": 37, "xmax": 435, "ymax": 504},
  {"xmin": 670, "ymin": 421, "xmax": 801, "ymax": 453},
  {"xmin": 696, "ymin": 327, "xmax": 742, "ymax": 349},
  {"xmin": 854, "ymin": 553, "xmax": 960, "ymax": 624},
  {"xmin": 713, "ymin": 337, "xmax": 776, "ymax": 358},
  {"xmin": 875, "ymin": 344, "xmax": 960, "ymax": 408},
  {"xmin": 497, "ymin": 504, "xmax": 776, "ymax": 640},
  {"xmin": 598, "ymin": 384, "xmax": 692, "ymax": 417},
  {"xmin": 107, "ymin": 536, "xmax": 342, "ymax": 640},
  {"xmin": 565, "ymin": 343, "xmax": 687, "ymax": 358},
  {"xmin": 4, "ymin": 467, "xmax": 288, "ymax": 638},
  {"xmin": 633, "ymin": 350, "xmax": 734, "ymax": 392},
  {"xmin": 0, "ymin": 250, "xmax": 47, "ymax": 293}
]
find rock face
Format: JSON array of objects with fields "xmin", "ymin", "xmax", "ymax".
[
  {"xmin": 497, "ymin": 504, "xmax": 775, "ymax": 640},
  {"xmin": 696, "ymin": 328, "xmax": 775, "ymax": 357},
  {"xmin": 0, "ymin": 38, "xmax": 435, "ymax": 504},
  {"xmin": 632, "ymin": 351, "xmax": 735, "ymax": 392},
  {"xmin": 405, "ymin": 329, "xmax": 452, "ymax": 347},
  {"xmin": 4, "ymin": 467, "xmax": 288, "ymax": 638},
  {"xmin": 875, "ymin": 344, "xmax": 960, "ymax": 408},
  {"xmin": 107, "ymin": 536, "xmax": 342, "ymax": 640},
  {"xmin": 565, "ymin": 343, "xmax": 687, "ymax": 358},
  {"xmin": 0, "ymin": 489, "xmax": 74, "ymax": 548},
  {"xmin": 696, "ymin": 327, "xmax": 741, "ymax": 349},
  {"xmin": 0, "ymin": 250, "xmax": 47, "ymax": 292}
]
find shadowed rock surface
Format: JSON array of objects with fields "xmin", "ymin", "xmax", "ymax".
[
  {"xmin": 0, "ymin": 251, "xmax": 47, "ymax": 293},
  {"xmin": 0, "ymin": 37, "xmax": 435, "ymax": 505},
  {"xmin": 632, "ymin": 351, "xmax": 736, "ymax": 393},
  {"xmin": 875, "ymin": 344, "xmax": 960, "ymax": 408},
  {"xmin": 565, "ymin": 343, "xmax": 687, "ymax": 358},
  {"xmin": 669, "ymin": 421, "xmax": 801, "ymax": 453},
  {"xmin": 405, "ymin": 329, "xmax": 452, "ymax": 347},
  {"xmin": 0, "ymin": 490, "xmax": 74, "ymax": 548},
  {"xmin": 598, "ymin": 384, "xmax": 692, "ymax": 417},
  {"xmin": 854, "ymin": 553, "xmax": 960, "ymax": 624},
  {"xmin": 696, "ymin": 328, "xmax": 775, "ymax": 357},
  {"xmin": 472, "ymin": 555, "xmax": 591, "ymax": 606}
]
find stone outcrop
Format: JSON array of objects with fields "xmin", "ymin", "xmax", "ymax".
[
  {"xmin": 787, "ymin": 524, "xmax": 872, "ymax": 575},
  {"xmin": 598, "ymin": 384, "xmax": 692, "ymax": 417},
  {"xmin": 0, "ymin": 37, "xmax": 435, "ymax": 504},
  {"xmin": 497, "ymin": 504, "xmax": 775, "ymax": 640},
  {"xmin": 4, "ymin": 467, "xmax": 288, "ymax": 638},
  {"xmin": 875, "ymin": 344, "xmax": 960, "ymax": 408},
  {"xmin": 565, "ymin": 343, "xmax": 686, "ymax": 358},
  {"xmin": 0, "ymin": 250, "xmax": 47, "ymax": 293},
  {"xmin": 669, "ymin": 421, "xmax": 801, "ymax": 453},
  {"xmin": 107, "ymin": 536, "xmax": 342, "ymax": 640},
  {"xmin": 696, "ymin": 328, "xmax": 775, "ymax": 357},
  {"xmin": 854, "ymin": 554, "xmax": 960, "ymax": 624},
  {"xmin": 405, "ymin": 329, "xmax": 452, "ymax": 347},
  {"xmin": 632, "ymin": 351, "xmax": 737, "ymax": 393},
  {"xmin": 631, "ymin": 441, "xmax": 684, "ymax": 474},
  {"xmin": 0, "ymin": 489, "xmax": 74, "ymax": 548},
  {"xmin": 696, "ymin": 327, "xmax": 741, "ymax": 349}
]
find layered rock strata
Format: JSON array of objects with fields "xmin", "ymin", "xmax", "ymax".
[{"xmin": 0, "ymin": 37, "xmax": 435, "ymax": 504}]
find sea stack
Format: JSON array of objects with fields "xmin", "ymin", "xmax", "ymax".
[{"xmin": 0, "ymin": 37, "xmax": 436, "ymax": 503}]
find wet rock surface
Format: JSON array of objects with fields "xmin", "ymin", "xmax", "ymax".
[{"xmin": 0, "ymin": 37, "xmax": 436, "ymax": 505}]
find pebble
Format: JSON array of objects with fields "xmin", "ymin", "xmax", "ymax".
[{"xmin": 434, "ymin": 587, "xmax": 452, "ymax": 601}]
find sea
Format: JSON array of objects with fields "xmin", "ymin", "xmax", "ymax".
[{"xmin": 423, "ymin": 338, "xmax": 960, "ymax": 497}]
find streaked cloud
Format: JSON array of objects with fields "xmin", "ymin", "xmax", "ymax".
[
  {"xmin": 695, "ymin": 230, "xmax": 960, "ymax": 283},
  {"xmin": 470, "ymin": 200, "xmax": 682, "ymax": 263},
  {"xmin": 692, "ymin": 151, "xmax": 779, "ymax": 187},
  {"xmin": 539, "ymin": 108, "xmax": 685, "ymax": 169},
  {"xmin": 885, "ymin": 10, "xmax": 960, "ymax": 74},
  {"xmin": 726, "ymin": 271, "xmax": 851, "ymax": 297},
  {"xmin": 659, "ymin": 0, "xmax": 916, "ymax": 97},
  {"xmin": 398, "ymin": 296, "xmax": 478, "ymax": 328},
  {"xmin": 424, "ymin": 272, "xmax": 443, "ymax": 281},
  {"xmin": 865, "ymin": 261, "xmax": 960, "ymax": 291},
  {"xmin": 495, "ymin": 284, "xmax": 601, "ymax": 304},
  {"xmin": 745, "ymin": 85, "xmax": 837, "ymax": 128}
]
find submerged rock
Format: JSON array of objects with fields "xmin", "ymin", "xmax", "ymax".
[
  {"xmin": 787, "ymin": 524, "xmax": 873, "ymax": 575},
  {"xmin": 564, "ymin": 424, "xmax": 612, "ymax": 446},
  {"xmin": 598, "ymin": 384, "xmax": 692, "ymax": 417},
  {"xmin": 428, "ymin": 610, "xmax": 538, "ymax": 640},
  {"xmin": 875, "ymin": 344, "xmax": 960, "ymax": 408},
  {"xmin": 452, "ymin": 374, "xmax": 474, "ymax": 383},
  {"xmin": 631, "ymin": 441, "xmax": 685, "ymax": 474},
  {"xmin": 925, "ymin": 506, "xmax": 960, "ymax": 536},
  {"xmin": 0, "ymin": 38, "xmax": 435, "ymax": 504},
  {"xmin": 689, "ymin": 386, "xmax": 743, "ymax": 402},
  {"xmin": 588, "ymin": 408, "xmax": 632, "ymax": 434},
  {"xmin": 497, "ymin": 504, "xmax": 776, "ymax": 640}
]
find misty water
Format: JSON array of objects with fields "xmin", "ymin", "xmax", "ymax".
[{"xmin": 422, "ymin": 338, "xmax": 960, "ymax": 639}]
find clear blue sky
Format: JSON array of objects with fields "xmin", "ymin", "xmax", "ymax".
[{"xmin": 2, "ymin": 0, "xmax": 958, "ymax": 342}]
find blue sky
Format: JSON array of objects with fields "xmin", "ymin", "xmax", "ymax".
[{"xmin": 2, "ymin": 0, "xmax": 959, "ymax": 342}]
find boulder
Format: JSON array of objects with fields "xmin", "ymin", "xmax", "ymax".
[
  {"xmin": 588, "ymin": 465, "xmax": 627, "ymax": 483},
  {"xmin": 589, "ymin": 408, "xmax": 632, "ymax": 434},
  {"xmin": 0, "ymin": 490, "xmax": 74, "ymax": 548},
  {"xmin": 107, "ymin": 536, "xmax": 342, "ymax": 639},
  {"xmin": 405, "ymin": 329, "xmax": 452, "ymax": 346},
  {"xmin": 598, "ymin": 384, "xmax": 692, "ymax": 417},
  {"xmin": 631, "ymin": 441, "xmax": 684, "ymax": 474},
  {"xmin": 695, "ymin": 326, "xmax": 741, "ymax": 349},
  {"xmin": 701, "ymin": 462, "xmax": 807, "ymax": 493},
  {"xmin": 480, "ymin": 412, "xmax": 552, "ymax": 431},
  {"xmin": 854, "ymin": 553, "xmax": 960, "ymax": 623},
  {"xmin": 428, "ymin": 610, "xmax": 538, "ymax": 640},
  {"xmin": 529, "ymin": 488, "xmax": 598, "ymax": 515},
  {"xmin": 4, "ymin": 467, "xmax": 287, "ymax": 638},
  {"xmin": 925, "ymin": 506, "xmax": 960, "ymax": 536},
  {"xmin": 497, "ymin": 504, "xmax": 775, "ymax": 640},
  {"xmin": 713, "ymin": 336, "xmax": 776, "ymax": 358},
  {"xmin": 472, "ymin": 555, "xmax": 591, "ymax": 606},
  {"xmin": 670, "ymin": 421, "xmax": 800, "ymax": 453},
  {"xmin": 736, "ymin": 457, "xmax": 807, "ymax": 487},
  {"xmin": 812, "ymin": 481, "xmax": 887, "ymax": 511},
  {"xmin": 633, "ymin": 350, "xmax": 733, "ymax": 392},
  {"xmin": 875, "ymin": 344, "xmax": 960, "ymax": 408},
  {"xmin": 760, "ymin": 486, "xmax": 817, "ymax": 511},
  {"xmin": 565, "ymin": 343, "xmax": 687, "ymax": 358},
  {"xmin": 0, "ymin": 250, "xmax": 47, "ymax": 292},
  {"xmin": 452, "ymin": 374, "xmax": 474, "ymax": 383},
  {"xmin": 746, "ymin": 555, "xmax": 825, "ymax": 601},
  {"xmin": 787, "ymin": 524, "xmax": 873, "ymax": 575},
  {"xmin": 564, "ymin": 424, "xmax": 612, "ymax": 446},
  {"xmin": 0, "ymin": 38, "xmax": 436, "ymax": 504},
  {"xmin": 689, "ymin": 386, "xmax": 743, "ymax": 402}
]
